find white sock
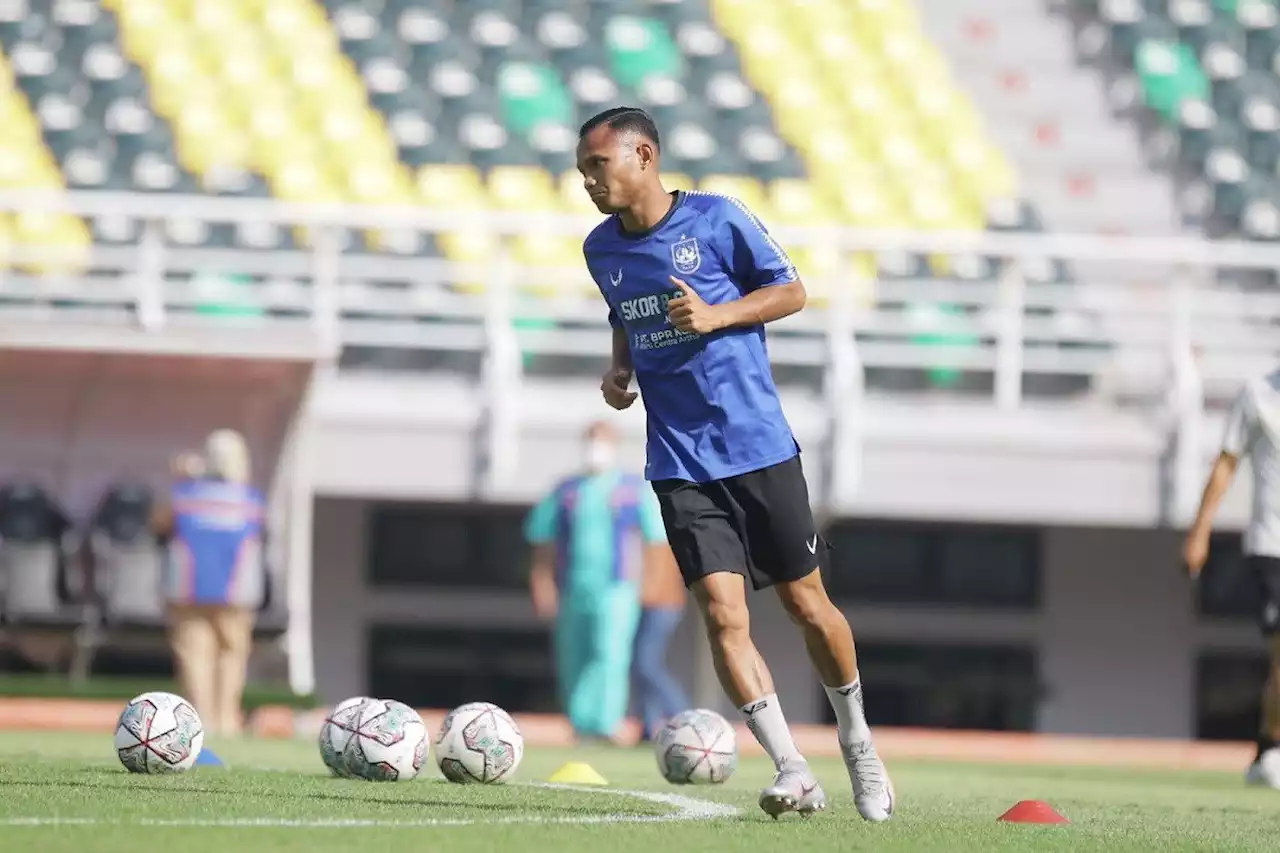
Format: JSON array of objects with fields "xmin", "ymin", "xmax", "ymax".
[
  {"xmin": 739, "ymin": 694, "xmax": 804, "ymax": 770},
  {"xmin": 824, "ymin": 678, "xmax": 872, "ymax": 744}
]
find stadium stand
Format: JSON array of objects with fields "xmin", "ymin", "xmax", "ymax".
[
  {"xmin": 0, "ymin": 0, "xmax": 1107, "ymax": 394},
  {"xmin": 0, "ymin": 16, "xmax": 90, "ymax": 272},
  {"xmin": 1073, "ymin": 0, "xmax": 1280, "ymax": 241}
]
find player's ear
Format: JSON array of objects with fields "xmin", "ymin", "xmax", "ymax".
[{"xmin": 637, "ymin": 141, "xmax": 656, "ymax": 170}]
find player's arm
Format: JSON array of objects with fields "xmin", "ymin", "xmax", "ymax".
[
  {"xmin": 667, "ymin": 199, "xmax": 805, "ymax": 334},
  {"xmin": 672, "ymin": 277, "xmax": 806, "ymax": 331},
  {"xmin": 1184, "ymin": 391, "xmax": 1252, "ymax": 577},
  {"xmin": 523, "ymin": 492, "xmax": 560, "ymax": 619}
]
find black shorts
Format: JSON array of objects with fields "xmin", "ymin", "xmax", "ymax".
[
  {"xmin": 1246, "ymin": 555, "xmax": 1280, "ymax": 635},
  {"xmin": 652, "ymin": 454, "xmax": 829, "ymax": 591}
]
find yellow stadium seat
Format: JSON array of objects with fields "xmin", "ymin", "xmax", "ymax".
[
  {"xmin": 272, "ymin": 159, "xmax": 337, "ymax": 202},
  {"xmin": 786, "ymin": 243, "xmax": 841, "ymax": 302},
  {"xmin": 849, "ymin": 0, "xmax": 921, "ymax": 32},
  {"xmin": 800, "ymin": 130, "xmax": 870, "ymax": 177},
  {"xmin": 488, "ymin": 166, "xmax": 559, "ymax": 212},
  {"xmin": 811, "ymin": 29, "xmax": 876, "ymax": 70},
  {"xmin": 439, "ymin": 229, "xmax": 503, "ymax": 294},
  {"xmin": 210, "ymin": 40, "xmax": 279, "ymax": 94},
  {"xmin": 0, "ymin": 214, "xmax": 12, "ymax": 270},
  {"xmin": 256, "ymin": 0, "xmax": 330, "ymax": 41},
  {"xmin": 184, "ymin": 2, "xmax": 250, "ymax": 38},
  {"xmin": 717, "ymin": 0, "xmax": 1013, "ymax": 238},
  {"xmin": 174, "ymin": 106, "xmax": 252, "ymax": 173},
  {"xmin": 834, "ymin": 181, "xmax": 907, "ymax": 228},
  {"xmin": 945, "ymin": 136, "xmax": 1018, "ymax": 201},
  {"xmin": 558, "ymin": 170, "xmax": 600, "ymax": 213},
  {"xmin": 115, "ymin": 0, "xmax": 181, "ymax": 60},
  {"xmin": 0, "ymin": 99, "xmax": 41, "ymax": 145},
  {"xmin": 664, "ymin": 172, "xmax": 695, "ymax": 192},
  {"xmin": 0, "ymin": 146, "xmax": 55, "ymax": 188},
  {"xmin": 252, "ymin": 128, "xmax": 323, "ymax": 176},
  {"xmin": 710, "ymin": 0, "xmax": 782, "ymax": 38},
  {"xmin": 318, "ymin": 110, "xmax": 397, "ymax": 163},
  {"xmin": 510, "ymin": 234, "xmax": 585, "ymax": 297},
  {"xmin": 697, "ymin": 175, "xmax": 768, "ymax": 217},
  {"xmin": 12, "ymin": 212, "xmax": 91, "ymax": 275},
  {"xmin": 346, "ymin": 161, "xmax": 413, "ymax": 205},
  {"xmin": 417, "ymin": 164, "xmax": 485, "ymax": 209},
  {"xmin": 768, "ymin": 179, "xmax": 839, "ymax": 227}
]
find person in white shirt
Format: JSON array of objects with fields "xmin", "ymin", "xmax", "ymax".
[{"xmin": 1184, "ymin": 369, "xmax": 1280, "ymax": 789}]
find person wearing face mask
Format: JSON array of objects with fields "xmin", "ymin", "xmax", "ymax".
[{"xmin": 524, "ymin": 421, "xmax": 667, "ymax": 743}]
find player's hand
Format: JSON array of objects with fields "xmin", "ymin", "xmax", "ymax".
[
  {"xmin": 1183, "ymin": 529, "xmax": 1210, "ymax": 580},
  {"xmin": 601, "ymin": 367, "xmax": 637, "ymax": 410},
  {"xmin": 667, "ymin": 276, "xmax": 727, "ymax": 335}
]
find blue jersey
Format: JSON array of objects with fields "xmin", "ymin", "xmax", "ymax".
[
  {"xmin": 584, "ymin": 191, "xmax": 800, "ymax": 482},
  {"xmin": 167, "ymin": 478, "xmax": 266, "ymax": 607},
  {"xmin": 523, "ymin": 470, "xmax": 666, "ymax": 600}
]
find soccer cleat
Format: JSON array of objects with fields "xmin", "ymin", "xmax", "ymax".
[
  {"xmin": 842, "ymin": 739, "xmax": 895, "ymax": 822},
  {"xmin": 1246, "ymin": 748, "xmax": 1280, "ymax": 789},
  {"xmin": 758, "ymin": 758, "xmax": 827, "ymax": 819}
]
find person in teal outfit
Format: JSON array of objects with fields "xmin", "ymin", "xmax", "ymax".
[{"xmin": 524, "ymin": 420, "xmax": 667, "ymax": 742}]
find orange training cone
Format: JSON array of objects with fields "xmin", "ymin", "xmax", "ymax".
[{"xmin": 998, "ymin": 800, "xmax": 1070, "ymax": 824}]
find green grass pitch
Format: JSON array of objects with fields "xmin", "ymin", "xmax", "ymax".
[{"xmin": 0, "ymin": 731, "xmax": 1275, "ymax": 852}]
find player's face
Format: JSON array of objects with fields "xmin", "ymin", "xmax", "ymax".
[{"xmin": 576, "ymin": 127, "xmax": 647, "ymax": 213}]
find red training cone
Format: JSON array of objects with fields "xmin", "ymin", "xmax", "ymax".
[{"xmin": 997, "ymin": 800, "xmax": 1070, "ymax": 824}]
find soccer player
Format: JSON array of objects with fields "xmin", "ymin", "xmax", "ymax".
[
  {"xmin": 576, "ymin": 106, "xmax": 894, "ymax": 821},
  {"xmin": 524, "ymin": 420, "xmax": 668, "ymax": 744},
  {"xmin": 1184, "ymin": 369, "xmax": 1280, "ymax": 789}
]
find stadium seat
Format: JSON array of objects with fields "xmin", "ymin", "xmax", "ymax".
[
  {"xmin": 1081, "ymin": 0, "xmax": 1280, "ymax": 235},
  {"xmin": 0, "ymin": 481, "xmax": 75, "ymax": 626},
  {"xmin": 710, "ymin": 0, "xmax": 1022, "ymax": 234},
  {"xmin": 83, "ymin": 482, "xmax": 164, "ymax": 627}
]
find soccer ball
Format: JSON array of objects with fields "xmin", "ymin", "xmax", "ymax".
[
  {"xmin": 434, "ymin": 701, "xmax": 524, "ymax": 784},
  {"xmin": 317, "ymin": 696, "xmax": 374, "ymax": 777},
  {"xmin": 342, "ymin": 699, "xmax": 429, "ymax": 782},
  {"xmin": 114, "ymin": 691, "xmax": 204, "ymax": 774},
  {"xmin": 654, "ymin": 708, "xmax": 737, "ymax": 785}
]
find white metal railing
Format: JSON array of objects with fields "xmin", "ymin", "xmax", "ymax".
[{"xmin": 1, "ymin": 190, "xmax": 1280, "ymax": 514}]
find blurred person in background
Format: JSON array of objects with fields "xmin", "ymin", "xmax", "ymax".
[
  {"xmin": 153, "ymin": 429, "xmax": 267, "ymax": 737},
  {"xmin": 632, "ymin": 543, "xmax": 691, "ymax": 743},
  {"xmin": 524, "ymin": 420, "xmax": 668, "ymax": 744},
  {"xmin": 1184, "ymin": 369, "xmax": 1280, "ymax": 789}
]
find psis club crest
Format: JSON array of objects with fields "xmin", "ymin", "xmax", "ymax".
[{"xmin": 671, "ymin": 235, "xmax": 701, "ymax": 275}]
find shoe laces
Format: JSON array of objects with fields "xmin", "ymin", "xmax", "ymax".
[{"xmin": 845, "ymin": 741, "xmax": 887, "ymax": 798}]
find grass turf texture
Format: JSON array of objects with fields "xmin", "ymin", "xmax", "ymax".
[{"xmin": 0, "ymin": 731, "xmax": 1275, "ymax": 852}]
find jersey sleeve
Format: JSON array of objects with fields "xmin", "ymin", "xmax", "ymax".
[
  {"xmin": 523, "ymin": 490, "xmax": 560, "ymax": 545},
  {"xmin": 1221, "ymin": 388, "xmax": 1256, "ymax": 457},
  {"xmin": 714, "ymin": 197, "xmax": 798, "ymax": 290},
  {"xmin": 638, "ymin": 487, "xmax": 667, "ymax": 543}
]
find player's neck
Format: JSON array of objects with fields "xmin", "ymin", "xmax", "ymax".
[{"xmin": 618, "ymin": 185, "xmax": 676, "ymax": 234}]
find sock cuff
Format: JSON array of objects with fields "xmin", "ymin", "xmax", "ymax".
[
  {"xmin": 739, "ymin": 693, "xmax": 779, "ymax": 715},
  {"xmin": 823, "ymin": 679, "xmax": 862, "ymax": 696}
]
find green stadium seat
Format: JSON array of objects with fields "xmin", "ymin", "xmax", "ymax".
[
  {"xmin": 603, "ymin": 14, "xmax": 684, "ymax": 90},
  {"xmin": 496, "ymin": 60, "xmax": 574, "ymax": 137},
  {"xmin": 1135, "ymin": 38, "xmax": 1210, "ymax": 121}
]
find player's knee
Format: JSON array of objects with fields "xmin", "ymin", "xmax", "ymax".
[
  {"xmin": 778, "ymin": 581, "xmax": 833, "ymax": 628},
  {"xmin": 701, "ymin": 598, "xmax": 750, "ymax": 651}
]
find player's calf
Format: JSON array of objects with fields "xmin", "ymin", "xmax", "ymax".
[{"xmin": 776, "ymin": 575, "xmax": 895, "ymax": 821}]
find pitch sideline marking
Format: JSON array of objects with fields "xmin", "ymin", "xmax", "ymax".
[{"xmin": 0, "ymin": 783, "xmax": 742, "ymax": 828}]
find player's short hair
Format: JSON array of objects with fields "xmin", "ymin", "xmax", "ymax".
[{"xmin": 579, "ymin": 106, "xmax": 661, "ymax": 152}]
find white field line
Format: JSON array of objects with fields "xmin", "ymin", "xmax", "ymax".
[{"xmin": 0, "ymin": 782, "xmax": 741, "ymax": 828}]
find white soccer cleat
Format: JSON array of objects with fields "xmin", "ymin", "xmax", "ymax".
[
  {"xmin": 758, "ymin": 758, "xmax": 827, "ymax": 819},
  {"xmin": 842, "ymin": 739, "xmax": 895, "ymax": 822},
  {"xmin": 1246, "ymin": 748, "xmax": 1280, "ymax": 789}
]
